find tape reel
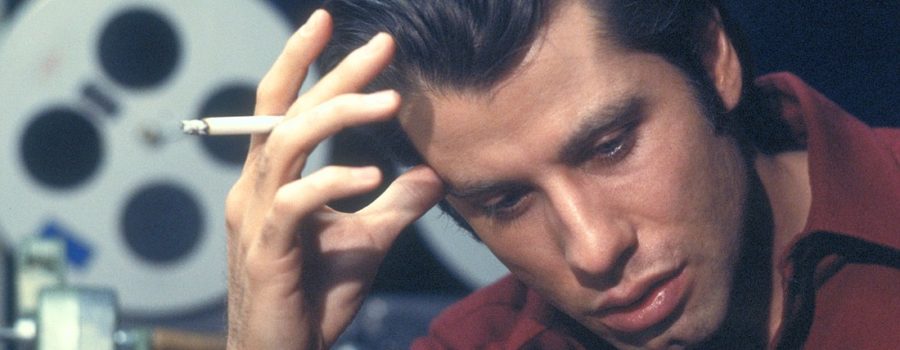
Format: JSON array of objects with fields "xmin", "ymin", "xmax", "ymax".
[
  {"xmin": 416, "ymin": 205, "xmax": 507, "ymax": 287},
  {"xmin": 0, "ymin": 0, "xmax": 11, "ymax": 37},
  {"xmin": 0, "ymin": 0, "xmax": 326, "ymax": 317}
]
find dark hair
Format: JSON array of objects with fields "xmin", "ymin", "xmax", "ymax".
[
  {"xmin": 317, "ymin": 0, "xmax": 799, "ymax": 231},
  {"xmin": 319, "ymin": 0, "xmax": 551, "ymax": 166}
]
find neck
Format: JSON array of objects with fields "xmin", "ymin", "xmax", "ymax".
[
  {"xmin": 699, "ymin": 151, "xmax": 811, "ymax": 348},
  {"xmin": 754, "ymin": 151, "xmax": 812, "ymax": 337},
  {"xmin": 698, "ymin": 165, "xmax": 776, "ymax": 349}
]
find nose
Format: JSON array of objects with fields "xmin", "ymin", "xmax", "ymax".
[{"xmin": 549, "ymin": 182, "xmax": 637, "ymax": 282}]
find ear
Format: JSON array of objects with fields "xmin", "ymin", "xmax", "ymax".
[{"xmin": 703, "ymin": 10, "xmax": 742, "ymax": 112}]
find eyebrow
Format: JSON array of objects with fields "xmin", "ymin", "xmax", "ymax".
[
  {"xmin": 558, "ymin": 95, "xmax": 645, "ymax": 165},
  {"xmin": 445, "ymin": 95, "xmax": 646, "ymax": 200}
]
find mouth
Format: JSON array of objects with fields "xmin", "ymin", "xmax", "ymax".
[{"xmin": 594, "ymin": 266, "xmax": 689, "ymax": 334}]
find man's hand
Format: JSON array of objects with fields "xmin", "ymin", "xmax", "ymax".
[{"xmin": 224, "ymin": 10, "xmax": 444, "ymax": 349}]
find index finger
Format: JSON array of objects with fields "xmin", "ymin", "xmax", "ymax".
[{"xmin": 251, "ymin": 9, "xmax": 333, "ymax": 146}]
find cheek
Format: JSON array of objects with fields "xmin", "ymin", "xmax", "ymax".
[
  {"xmin": 625, "ymin": 120, "xmax": 747, "ymax": 250},
  {"xmin": 466, "ymin": 213, "xmax": 577, "ymax": 299},
  {"xmin": 477, "ymin": 224, "xmax": 563, "ymax": 280}
]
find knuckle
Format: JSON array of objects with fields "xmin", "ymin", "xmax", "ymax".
[
  {"xmin": 270, "ymin": 188, "xmax": 298, "ymax": 216},
  {"xmin": 283, "ymin": 34, "xmax": 308, "ymax": 60},
  {"xmin": 225, "ymin": 206, "xmax": 242, "ymax": 235},
  {"xmin": 258, "ymin": 132, "xmax": 296, "ymax": 176},
  {"xmin": 255, "ymin": 78, "xmax": 273, "ymax": 99},
  {"xmin": 255, "ymin": 145, "xmax": 276, "ymax": 177},
  {"xmin": 225, "ymin": 183, "xmax": 248, "ymax": 232},
  {"xmin": 242, "ymin": 247, "xmax": 269, "ymax": 279},
  {"xmin": 266, "ymin": 119, "xmax": 292, "ymax": 143},
  {"xmin": 255, "ymin": 79, "xmax": 281, "ymax": 107},
  {"xmin": 254, "ymin": 221, "xmax": 278, "ymax": 253},
  {"xmin": 253, "ymin": 168, "xmax": 270, "ymax": 194}
]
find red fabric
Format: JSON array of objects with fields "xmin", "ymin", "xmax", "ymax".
[
  {"xmin": 757, "ymin": 73, "xmax": 900, "ymax": 350},
  {"xmin": 411, "ymin": 73, "xmax": 900, "ymax": 349},
  {"xmin": 410, "ymin": 276, "xmax": 611, "ymax": 350}
]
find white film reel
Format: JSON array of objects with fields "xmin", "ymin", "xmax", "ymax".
[
  {"xmin": 0, "ymin": 0, "xmax": 327, "ymax": 317},
  {"xmin": 0, "ymin": 0, "xmax": 11, "ymax": 38},
  {"xmin": 416, "ymin": 201, "xmax": 508, "ymax": 288}
]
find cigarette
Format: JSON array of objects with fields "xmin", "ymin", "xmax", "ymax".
[{"xmin": 180, "ymin": 116, "xmax": 284, "ymax": 135}]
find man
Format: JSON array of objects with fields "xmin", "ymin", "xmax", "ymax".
[{"xmin": 224, "ymin": 0, "xmax": 899, "ymax": 348}]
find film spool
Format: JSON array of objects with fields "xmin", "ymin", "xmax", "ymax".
[
  {"xmin": 0, "ymin": 0, "xmax": 326, "ymax": 317},
  {"xmin": 416, "ymin": 203, "xmax": 507, "ymax": 287},
  {"xmin": 0, "ymin": 0, "xmax": 11, "ymax": 38}
]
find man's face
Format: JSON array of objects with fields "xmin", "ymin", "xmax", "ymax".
[{"xmin": 400, "ymin": 2, "xmax": 749, "ymax": 348}]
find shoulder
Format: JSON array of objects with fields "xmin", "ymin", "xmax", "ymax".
[{"xmin": 872, "ymin": 127, "xmax": 900, "ymax": 165}]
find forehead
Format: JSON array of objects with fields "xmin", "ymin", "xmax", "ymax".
[{"xmin": 397, "ymin": 1, "xmax": 667, "ymax": 182}]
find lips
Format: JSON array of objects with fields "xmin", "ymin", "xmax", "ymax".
[{"xmin": 595, "ymin": 267, "xmax": 689, "ymax": 334}]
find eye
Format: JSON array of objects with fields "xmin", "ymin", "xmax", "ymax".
[
  {"xmin": 591, "ymin": 123, "xmax": 637, "ymax": 163},
  {"xmin": 593, "ymin": 134, "xmax": 625, "ymax": 157},
  {"xmin": 477, "ymin": 189, "xmax": 531, "ymax": 220}
]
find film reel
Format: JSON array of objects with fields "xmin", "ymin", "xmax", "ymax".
[
  {"xmin": 0, "ymin": 0, "xmax": 326, "ymax": 317},
  {"xmin": 416, "ymin": 200, "xmax": 507, "ymax": 287},
  {"xmin": 0, "ymin": 0, "xmax": 11, "ymax": 36},
  {"xmin": 1, "ymin": 0, "xmax": 508, "ymax": 322}
]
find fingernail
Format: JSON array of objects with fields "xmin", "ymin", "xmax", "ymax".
[
  {"xmin": 300, "ymin": 9, "xmax": 324, "ymax": 35},
  {"xmin": 353, "ymin": 166, "xmax": 381, "ymax": 181},
  {"xmin": 366, "ymin": 90, "xmax": 398, "ymax": 105}
]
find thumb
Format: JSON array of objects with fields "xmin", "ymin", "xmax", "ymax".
[{"xmin": 360, "ymin": 165, "xmax": 445, "ymax": 245}]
